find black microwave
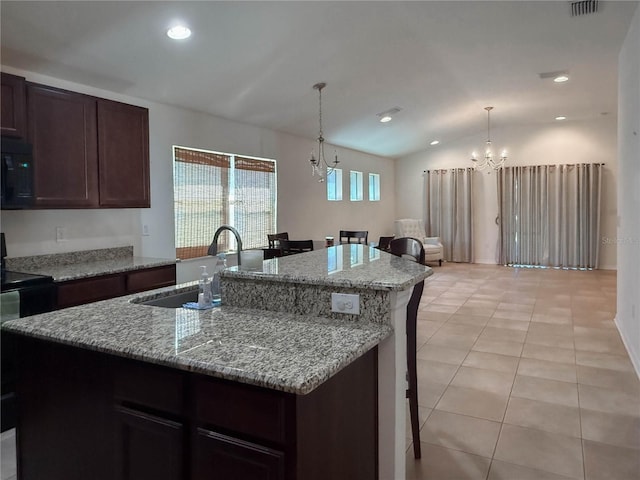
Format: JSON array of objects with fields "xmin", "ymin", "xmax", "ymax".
[{"xmin": 1, "ymin": 138, "xmax": 34, "ymax": 209}]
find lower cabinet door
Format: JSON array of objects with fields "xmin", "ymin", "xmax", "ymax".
[
  {"xmin": 193, "ymin": 428, "xmax": 285, "ymax": 480},
  {"xmin": 115, "ymin": 406, "xmax": 184, "ymax": 480}
]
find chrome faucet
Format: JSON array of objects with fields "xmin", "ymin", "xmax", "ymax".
[{"xmin": 208, "ymin": 225, "xmax": 243, "ymax": 266}]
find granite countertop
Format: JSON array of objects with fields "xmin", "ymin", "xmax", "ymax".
[
  {"xmin": 5, "ymin": 246, "xmax": 176, "ymax": 282},
  {"xmin": 2, "ymin": 286, "xmax": 391, "ymax": 395},
  {"xmin": 224, "ymin": 244, "xmax": 432, "ymax": 291},
  {"xmin": 25, "ymin": 256, "xmax": 176, "ymax": 282}
]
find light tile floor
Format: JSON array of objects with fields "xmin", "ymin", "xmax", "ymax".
[
  {"xmin": 406, "ymin": 263, "xmax": 640, "ymax": 480},
  {"xmin": 1, "ymin": 264, "xmax": 638, "ymax": 480}
]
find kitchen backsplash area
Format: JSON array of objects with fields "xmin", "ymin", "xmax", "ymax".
[{"xmin": 6, "ymin": 246, "xmax": 134, "ymax": 271}]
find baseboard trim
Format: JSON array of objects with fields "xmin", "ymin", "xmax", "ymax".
[
  {"xmin": 614, "ymin": 314, "xmax": 640, "ymax": 380},
  {"xmin": 473, "ymin": 259, "xmax": 497, "ymax": 265}
]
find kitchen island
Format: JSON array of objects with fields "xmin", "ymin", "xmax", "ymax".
[{"xmin": 3, "ymin": 244, "xmax": 431, "ymax": 480}]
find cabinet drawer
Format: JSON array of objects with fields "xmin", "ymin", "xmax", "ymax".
[
  {"xmin": 127, "ymin": 265, "xmax": 176, "ymax": 293},
  {"xmin": 57, "ymin": 274, "xmax": 125, "ymax": 308},
  {"xmin": 195, "ymin": 378, "xmax": 288, "ymax": 445},
  {"xmin": 114, "ymin": 361, "xmax": 184, "ymax": 415},
  {"xmin": 193, "ymin": 429, "xmax": 285, "ymax": 480}
]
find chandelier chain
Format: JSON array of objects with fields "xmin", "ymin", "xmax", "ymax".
[
  {"xmin": 318, "ymin": 85, "xmax": 323, "ymax": 142},
  {"xmin": 486, "ymin": 107, "xmax": 491, "ymax": 143},
  {"xmin": 309, "ymin": 82, "xmax": 338, "ymax": 182}
]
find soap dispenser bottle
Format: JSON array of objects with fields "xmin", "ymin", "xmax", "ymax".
[{"xmin": 198, "ymin": 266, "xmax": 212, "ymax": 307}]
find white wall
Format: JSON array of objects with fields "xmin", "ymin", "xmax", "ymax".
[
  {"xmin": 0, "ymin": 67, "xmax": 396, "ymax": 283},
  {"xmin": 395, "ymin": 118, "xmax": 619, "ymax": 269},
  {"xmin": 616, "ymin": 6, "xmax": 640, "ymax": 376}
]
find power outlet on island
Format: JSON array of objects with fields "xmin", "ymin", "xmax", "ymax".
[{"xmin": 331, "ymin": 293, "xmax": 360, "ymax": 315}]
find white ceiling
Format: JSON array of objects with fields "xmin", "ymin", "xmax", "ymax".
[{"xmin": 1, "ymin": 1, "xmax": 637, "ymax": 158}]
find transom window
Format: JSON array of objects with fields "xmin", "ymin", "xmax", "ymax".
[
  {"xmin": 327, "ymin": 168, "xmax": 343, "ymax": 201},
  {"xmin": 350, "ymin": 170, "xmax": 363, "ymax": 201},
  {"xmin": 369, "ymin": 173, "xmax": 380, "ymax": 201}
]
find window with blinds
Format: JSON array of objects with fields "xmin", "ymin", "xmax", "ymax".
[{"xmin": 173, "ymin": 146, "xmax": 277, "ymax": 260}]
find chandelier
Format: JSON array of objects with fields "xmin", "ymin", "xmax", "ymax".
[
  {"xmin": 471, "ymin": 106, "xmax": 507, "ymax": 171},
  {"xmin": 309, "ymin": 82, "xmax": 339, "ymax": 182}
]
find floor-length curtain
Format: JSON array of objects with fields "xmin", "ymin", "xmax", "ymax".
[
  {"xmin": 425, "ymin": 168, "xmax": 474, "ymax": 262},
  {"xmin": 497, "ymin": 163, "xmax": 602, "ymax": 269}
]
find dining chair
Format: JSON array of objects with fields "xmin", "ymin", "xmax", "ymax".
[
  {"xmin": 389, "ymin": 237, "xmax": 425, "ymax": 460},
  {"xmin": 279, "ymin": 239, "xmax": 314, "ymax": 255},
  {"xmin": 339, "ymin": 230, "xmax": 368, "ymax": 245},
  {"xmin": 377, "ymin": 235, "xmax": 394, "ymax": 252},
  {"xmin": 262, "ymin": 248, "xmax": 283, "ymax": 260},
  {"xmin": 267, "ymin": 232, "xmax": 289, "ymax": 249}
]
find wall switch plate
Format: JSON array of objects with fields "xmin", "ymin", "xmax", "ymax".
[
  {"xmin": 142, "ymin": 224, "xmax": 150, "ymax": 236},
  {"xmin": 55, "ymin": 226, "xmax": 67, "ymax": 242},
  {"xmin": 331, "ymin": 293, "xmax": 360, "ymax": 315}
]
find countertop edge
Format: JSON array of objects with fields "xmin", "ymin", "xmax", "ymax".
[
  {"xmin": 3, "ymin": 321, "xmax": 391, "ymax": 395},
  {"xmin": 221, "ymin": 267, "xmax": 433, "ymax": 291},
  {"xmin": 53, "ymin": 258, "xmax": 177, "ymax": 282},
  {"xmin": 12, "ymin": 257, "xmax": 177, "ymax": 283}
]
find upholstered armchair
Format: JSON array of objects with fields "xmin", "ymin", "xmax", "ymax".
[{"xmin": 394, "ymin": 218, "xmax": 444, "ymax": 266}]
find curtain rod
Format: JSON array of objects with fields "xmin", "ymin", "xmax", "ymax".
[
  {"xmin": 423, "ymin": 163, "xmax": 605, "ymax": 173},
  {"xmin": 561, "ymin": 163, "xmax": 606, "ymax": 166},
  {"xmin": 422, "ymin": 168, "xmax": 470, "ymax": 173}
]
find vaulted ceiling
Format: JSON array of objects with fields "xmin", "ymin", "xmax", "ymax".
[{"xmin": 1, "ymin": 1, "xmax": 637, "ymax": 158}]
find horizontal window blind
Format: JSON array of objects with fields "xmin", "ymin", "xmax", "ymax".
[
  {"xmin": 233, "ymin": 156, "xmax": 277, "ymax": 251},
  {"xmin": 173, "ymin": 147, "xmax": 276, "ymax": 260}
]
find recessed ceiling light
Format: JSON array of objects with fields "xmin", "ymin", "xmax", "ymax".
[
  {"xmin": 429, "ymin": 140, "xmax": 440, "ymax": 146},
  {"xmin": 377, "ymin": 107, "xmax": 402, "ymax": 123},
  {"xmin": 555, "ymin": 116, "xmax": 567, "ymax": 121},
  {"xmin": 539, "ymin": 70, "xmax": 570, "ymax": 83},
  {"xmin": 167, "ymin": 24, "xmax": 191, "ymax": 40}
]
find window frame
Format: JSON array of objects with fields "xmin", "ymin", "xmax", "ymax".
[
  {"xmin": 327, "ymin": 168, "xmax": 343, "ymax": 201},
  {"xmin": 368, "ymin": 173, "xmax": 381, "ymax": 201},
  {"xmin": 349, "ymin": 170, "xmax": 363, "ymax": 202},
  {"xmin": 173, "ymin": 145, "xmax": 277, "ymax": 260}
]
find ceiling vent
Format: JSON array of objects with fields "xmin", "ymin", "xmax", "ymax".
[{"xmin": 570, "ymin": 0, "xmax": 599, "ymax": 16}]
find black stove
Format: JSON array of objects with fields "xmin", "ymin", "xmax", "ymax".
[
  {"xmin": 1, "ymin": 232, "xmax": 55, "ymax": 292},
  {"xmin": 1, "ymin": 269, "xmax": 55, "ymax": 291},
  {"xmin": 1, "ymin": 232, "xmax": 57, "ymax": 432}
]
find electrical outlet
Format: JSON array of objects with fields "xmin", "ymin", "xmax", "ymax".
[
  {"xmin": 142, "ymin": 224, "xmax": 150, "ymax": 236},
  {"xmin": 55, "ymin": 227, "xmax": 67, "ymax": 242},
  {"xmin": 331, "ymin": 293, "xmax": 360, "ymax": 315}
]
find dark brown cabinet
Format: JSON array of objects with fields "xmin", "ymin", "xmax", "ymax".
[
  {"xmin": 193, "ymin": 429, "xmax": 285, "ymax": 480},
  {"xmin": 27, "ymin": 83, "xmax": 100, "ymax": 207},
  {"xmin": 1, "ymin": 73, "xmax": 27, "ymax": 138},
  {"xmin": 97, "ymin": 99, "xmax": 149, "ymax": 207},
  {"xmin": 13, "ymin": 340, "xmax": 113, "ymax": 480},
  {"xmin": 126, "ymin": 264, "xmax": 176, "ymax": 294},
  {"xmin": 13, "ymin": 336, "xmax": 377, "ymax": 480},
  {"xmin": 56, "ymin": 264, "xmax": 176, "ymax": 309},
  {"xmin": 24, "ymin": 82, "xmax": 149, "ymax": 209},
  {"xmin": 115, "ymin": 407, "xmax": 185, "ymax": 480}
]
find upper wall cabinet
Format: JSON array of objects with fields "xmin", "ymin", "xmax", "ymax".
[
  {"xmin": 28, "ymin": 83, "xmax": 100, "ymax": 207},
  {"xmin": 1, "ymin": 73, "xmax": 27, "ymax": 139},
  {"xmin": 26, "ymin": 82, "xmax": 150, "ymax": 209},
  {"xmin": 97, "ymin": 99, "xmax": 150, "ymax": 208}
]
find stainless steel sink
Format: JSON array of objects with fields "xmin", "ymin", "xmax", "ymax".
[{"xmin": 133, "ymin": 289, "xmax": 199, "ymax": 308}]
